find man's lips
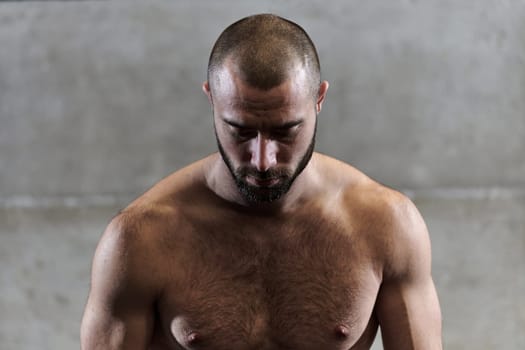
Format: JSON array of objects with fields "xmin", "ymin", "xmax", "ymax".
[{"xmin": 246, "ymin": 175, "xmax": 280, "ymax": 187}]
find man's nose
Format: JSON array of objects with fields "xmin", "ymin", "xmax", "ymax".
[{"xmin": 250, "ymin": 133, "xmax": 277, "ymax": 172}]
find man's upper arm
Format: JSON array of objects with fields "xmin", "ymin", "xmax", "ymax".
[
  {"xmin": 81, "ymin": 214, "xmax": 159, "ymax": 350},
  {"xmin": 375, "ymin": 194, "xmax": 442, "ymax": 350}
]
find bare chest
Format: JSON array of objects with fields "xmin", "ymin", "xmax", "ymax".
[{"xmin": 154, "ymin": 218, "xmax": 381, "ymax": 350}]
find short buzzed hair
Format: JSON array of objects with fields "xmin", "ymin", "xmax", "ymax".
[{"xmin": 207, "ymin": 14, "xmax": 321, "ymax": 98}]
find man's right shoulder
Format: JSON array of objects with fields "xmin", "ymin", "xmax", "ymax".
[
  {"xmin": 127, "ymin": 154, "xmax": 216, "ymax": 208},
  {"xmin": 100, "ymin": 153, "xmax": 217, "ymax": 251},
  {"xmin": 92, "ymin": 204, "xmax": 187, "ymax": 289},
  {"xmin": 103, "ymin": 202, "xmax": 186, "ymax": 250}
]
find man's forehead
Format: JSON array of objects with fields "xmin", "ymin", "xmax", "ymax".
[
  {"xmin": 229, "ymin": 93, "xmax": 293, "ymax": 110},
  {"xmin": 212, "ymin": 62, "xmax": 310, "ymax": 109}
]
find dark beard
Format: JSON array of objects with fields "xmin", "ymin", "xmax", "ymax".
[{"xmin": 216, "ymin": 124, "xmax": 316, "ymax": 204}]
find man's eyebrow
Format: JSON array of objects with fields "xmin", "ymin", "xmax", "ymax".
[
  {"xmin": 275, "ymin": 120, "xmax": 304, "ymax": 129},
  {"xmin": 222, "ymin": 118, "xmax": 304, "ymax": 129},
  {"xmin": 222, "ymin": 118, "xmax": 246, "ymax": 128}
]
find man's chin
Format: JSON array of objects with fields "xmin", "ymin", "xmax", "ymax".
[{"xmin": 237, "ymin": 181, "xmax": 290, "ymax": 203}]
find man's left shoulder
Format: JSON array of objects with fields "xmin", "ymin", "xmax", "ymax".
[
  {"xmin": 353, "ymin": 181, "xmax": 432, "ymax": 279},
  {"xmin": 316, "ymin": 153, "xmax": 427, "ymax": 235},
  {"xmin": 362, "ymin": 183, "xmax": 423, "ymax": 234},
  {"xmin": 326, "ymin": 158, "xmax": 428, "ymax": 246}
]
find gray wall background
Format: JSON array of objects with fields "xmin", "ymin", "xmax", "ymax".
[{"xmin": 0, "ymin": 1, "xmax": 524, "ymax": 349}]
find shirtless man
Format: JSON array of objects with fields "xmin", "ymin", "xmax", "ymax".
[{"xmin": 81, "ymin": 14, "xmax": 442, "ymax": 350}]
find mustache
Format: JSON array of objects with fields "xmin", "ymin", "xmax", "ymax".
[{"xmin": 236, "ymin": 167, "xmax": 291, "ymax": 180}]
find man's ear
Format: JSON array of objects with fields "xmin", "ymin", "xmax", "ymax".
[
  {"xmin": 202, "ymin": 81, "xmax": 213, "ymax": 105},
  {"xmin": 316, "ymin": 81, "xmax": 329, "ymax": 114}
]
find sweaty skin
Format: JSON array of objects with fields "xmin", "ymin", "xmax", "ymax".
[{"xmin": 81, "ymin": 61, "xmax": 442, "ymax": 350}]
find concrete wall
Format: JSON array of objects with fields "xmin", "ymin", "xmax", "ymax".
[{"xmin": 0, "ymin": 1, "xmax": 523, "ymax": 349}]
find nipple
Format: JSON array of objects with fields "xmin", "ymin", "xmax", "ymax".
[
  {"xmin": 186, "ymin": 331, "xmax": 200, "ymax": 345},
  {"xmin": 334, "ymin": 324, "xmax": 350, "ymax": 340},
  {"xmin": 171, "ymin": 317, "xmax": 201, "ymax": 347}
]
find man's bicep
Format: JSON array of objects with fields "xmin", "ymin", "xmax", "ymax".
[
  {"xmin": 376, "ymin": 275, "xmax": 442, "ymax": 350},
  {"xmin": 81, "ymin": 296, "xmax": 154, "ymax": 350},
  {"xmin": 81, "ymin": 218, "xmax": 156, "ymax": 350},
  {"xmin": 375, "ymin": 195, "xmax": 442, "ymax": 349}
]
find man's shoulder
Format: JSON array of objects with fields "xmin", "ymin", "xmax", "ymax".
[
  {"xmin": 318, "ymin": 153, "xmax": 426, "ymax": 245},
  {"xmin": 103, "ymin": 155, "xmax": 218, "ymax": 249},
  {"xmin": 100, "ymin": 204, "xmax": 177, "ymax": 258},
  {"xmin": 120, "ymin": 154, "xmax": 218, "ymax": 224},
  {"xmin": 319, "ymin": 155, "xmax": 431, "ymax": 277},
  {"xmin": 346, "ymin": 183, "xmax": 418, "ymax": 243},
  {"xmin": 332, "ymin": 162, "xmax": 430, "ymax": 278},
  {"xmin": 132, "ymin": 155, "xmax": 214, "ymax": 206},
  {"xmin": 315, "ymin": 153, "xmax": 405, "ymax": 206},
  {"xmin": 316, "ymin": 153, "xmax": 413, "ymax": 212}
]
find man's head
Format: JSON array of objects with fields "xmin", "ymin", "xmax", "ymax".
[
  {"xmin": 203, "ymin": 14, "xmax": 329, "ymax": 204},
  {"xmin": 207, "ymin": 14, "xmax": 322, "ymax": 100}
]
